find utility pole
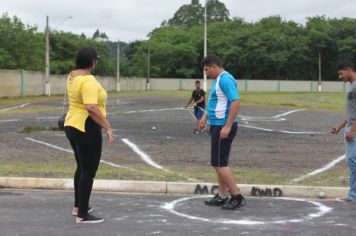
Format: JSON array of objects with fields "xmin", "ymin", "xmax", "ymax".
[
  {"xmin": 116, "ymin": 41, "xmax": 120, "ymax": 92},
  {"xmin": 203, "ymin": 0, "xmax": 208, "ymax": 91},
  {"xmin": 146, "ymin": 40, "xmax": 150, "ymax": 91},
  {"xmin": 45, "ymin": 16, "xmax": 50, "ymax": 96},
  {"xmin": 318, "ymin": 52, "xmax": 322, "ymax": 93}
]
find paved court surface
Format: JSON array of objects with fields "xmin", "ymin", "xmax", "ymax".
[
  {"xmin": 1, "ymin": 189, "xmax": 356, "ymax": 236},
  {"xmin": 0, "ymin": 94, "xmax": 347, "ymax": 183}
]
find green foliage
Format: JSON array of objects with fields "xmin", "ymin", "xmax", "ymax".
[
  {"xmin": 126, "ymin": 15, "xmax": 356, "ymax": 81},
  {"xmin": 0, "ymin": 13, "xmax": 116, "ymax": 75},
  {"xmin": 166, "ymin": 0, "xmax": 230, "ymax": 27},
  {"xmin": 0, "ymin": 13, "xmax": 44, "ymax": 71},
  {"xmin": 1, "ymin": 4, "xmax": 356, "ymax": 81}
]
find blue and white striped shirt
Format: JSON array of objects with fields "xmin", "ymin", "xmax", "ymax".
[{"xmin": 207, "ymin": 71, "xmax": 239, "ymax": 125}]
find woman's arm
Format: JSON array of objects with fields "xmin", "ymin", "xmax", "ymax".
[{"xmin": 85, "ymin": 104, "xmax": 114, "ymax": 145}]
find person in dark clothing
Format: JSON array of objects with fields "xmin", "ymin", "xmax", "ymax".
[{"xmin": 185, "ymin": 80, "xmax": 206, "ymax": 134}]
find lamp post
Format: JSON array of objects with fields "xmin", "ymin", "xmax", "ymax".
[
  {"xmin": 44, "ymin": 16, "xmax": 72, "ymax": 96},
  {"xmin": 116, "ymin": 41, "xmax": 120, "ymax": 92},
  {"xmin": 146, "ymin": 40, "xmax": 150, "ymax": 91},
  {"xmin": 318, "ymin": 52, "xmax": 322, "ymax": 93},
  {"xmin": 116, "ymin": 41, "xmax": 130, "ymax": 92},
  {"xmin": 203, "ymin": 0, "xmax": 208, "ymax": 91},
  {"xmin": 45, "ymin": 16, "xmax": 50, "ymax": 96}
]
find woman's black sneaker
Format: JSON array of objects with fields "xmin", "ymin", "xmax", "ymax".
[
  {"xmin": 221, "ymin": 195, "xmax": 246, "ymax": 210},
  {"xmin": 204, "ymin": 194, "xmax": 228, "ymax": 206},
  {"xmin": 76, "ymin": 214, "xmax": 104, "ymax": 224}
]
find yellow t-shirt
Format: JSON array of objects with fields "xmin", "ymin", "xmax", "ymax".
[{"xmin": 64, "ymin": 74, "xmax": 107, "ymax": 132}]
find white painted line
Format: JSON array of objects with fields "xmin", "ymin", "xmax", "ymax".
[
  {"xmin": 273, "ymin": 109, "xmax": 306, "ymax": 118},
  {"xmin": 239, "ymin": 116, "xmax": 286, "ymax": 121},
  {"xmin": 121, "ymin": 138, "xmax": 164, "ymax": 170},
  {"xmin": 291, "ymin": 155, "xmax": 346, "ymax": 183},
  {"xmin": 189, "ymin": 111, "xmax": 196, "ymax": 120},
  {"xmin": 239, "ymin": 124, "xmax": 327, "ymax": 135},
  {"xmin": 25, "ymin": 137, "xmax": 196, "ymax": 181},
  {"xmin": 120, "ymin": 138, "xmax": 198, "ymax": 181},
  {"xmin": 278, "ymin": 130, "xmax": 327, "ymax": 135},
  {"xmin": 0, "ymin": 103, "xmax": 30, "ymax": 112},
  {"xmin": 100, "ymin": 160, "xmax": 125, "ymax": 168},
  {"xmin": 0, "ymin": 119, "xmax": 22, "ymax": 123},
  {"xmin": 108, "ymin": 107, "xmax": 186, "ymax": 115},
  {"xmin": 239, "ymin": 109, "xmax": 306, "ymax": 122},
  {"xmin": 240, "ymin": 124, "xmax": 274, "ymax": 132},
  {"xmin": 36, "ymin": 117, "xmax": 59, "ymax": 120},
  {"xmin": 25, "ymin": 137, "xmax": 73, "ymax": 153},
  {"xmin": 162, "ymin": 196, "xmax": 332, "ymax": 225},
  {"xmin": 25, "ymin": 137, "xmax": 125, "ymax": 168}
]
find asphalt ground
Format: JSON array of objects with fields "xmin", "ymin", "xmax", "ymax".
[
  {"xmin": 1, "ymin": 189, "xmax": 356, "ymax": 236},
  {"xmin": 0, "ymin": 93, "xmax": 346, "ymax": 184}
]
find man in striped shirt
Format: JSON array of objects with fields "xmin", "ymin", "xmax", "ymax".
[{"xmin": 198, "ymin": 54, "xmax": 245, "ymax": 210}]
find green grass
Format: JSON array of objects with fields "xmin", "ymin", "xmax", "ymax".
[
  {"xmin": 291, "ymin": 169, "xmax": 349, "ymax": 187},
  {"xmin": 239, "ymin": 92, "xmax": 346, "ymax": 112},
  {"xmin": 0, "ymin": 95, "xmax": 63, "ymax": 105},
  {"xmin": 1, "ymin": 91, "xmax": 347, "ymax": 113},
  {"xmin": 112, "ymin": 90, "xmax": 346, "ymax": 113},
  {"xmin": 0, "ymin": 161, "xmax": 349, "ymax": 187}
]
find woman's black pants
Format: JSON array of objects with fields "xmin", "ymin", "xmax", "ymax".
[{"xmin": 64, "ymin": 117, "xmax": 102, "ymax": 218}]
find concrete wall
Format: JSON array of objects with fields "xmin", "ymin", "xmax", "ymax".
[{"xmin": 0, "ymin": 69, "xmax": 349, "ymax": 98}]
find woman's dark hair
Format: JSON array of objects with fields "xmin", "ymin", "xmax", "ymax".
[{"xmin": 75, "ymin": 47, "xmax": 98, "ymax": 69}]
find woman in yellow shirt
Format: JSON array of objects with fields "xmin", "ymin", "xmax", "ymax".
[{"xmin": 64, "ymin": 47, "xmax": 114, "ymax": 224}]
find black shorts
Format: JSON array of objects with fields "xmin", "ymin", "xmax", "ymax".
[{"xmin": 210, "ymin": 123, "xmax": 238, "ymax": 167}]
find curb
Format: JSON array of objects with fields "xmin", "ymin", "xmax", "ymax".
[{"xmin": 0, "ymin": 177, "xmax": 348, "ymax": 199}]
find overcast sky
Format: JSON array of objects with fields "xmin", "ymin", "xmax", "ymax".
[{"xmin": 2, "ymin": 0, "xmax": 355, "ymax": 42}]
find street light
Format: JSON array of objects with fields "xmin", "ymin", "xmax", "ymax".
[
  {"xmin": 45, "ymin": 15, "xmax": 73, "ymax": 96},
  {"xmin": 318, "ymin": 52, "xmax": 322, "ymax": 92},
  {"xmin": 147, "ymin": 39, "xmax": 150, "ymax": 91},
  {"xmin": 116, "ymin": 41, "xmax": 130, "ymax": 92}
]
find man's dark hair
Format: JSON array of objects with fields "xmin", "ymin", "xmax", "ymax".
[
  {"xmin": 76, "ymin": 47, "xmax": 98, "ymax": 69},
  {"xmin": 337, "ymin": 60, "xmax": 355, "ymax": 71},
  {"xmin": 195, "ymin": 80, "xmax": 200, "ymax": 84},
  {"xmin": 201, "ymin": 54, "xmax": 223, "ymax": 67}
]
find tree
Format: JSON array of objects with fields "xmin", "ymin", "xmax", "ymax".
[
  {"xmin": 206, "ymin": 0, "xmax": 230, "ymax": 23},
  {"xmin": 167, "ymin": 0, "xmax": 203, "ymax": 27},
  {"xmin": 0, "ymin": 13, "xmax": 44, "ymax": 71},
  {"xmin": 167, "ymin": 0, "xmax": 230, "ymax": 28},
  {"xmin": 92, "ymin": 29, "xmax": 108, "ymax": 42}
]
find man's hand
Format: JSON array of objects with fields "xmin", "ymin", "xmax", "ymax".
[
  {"xmin": 346, "ymin": 131, "xmax": 355, "ymax": 142},
  {"xmin": 331, "ymin": 124, "xmax": 342, "ymax": 134},
  {"xmin": 198, "ymin": 115, "xmax": 207, "ymax": 131},
  {"xmin": 220, "ymin": 125, "xmax": 231, "ymax": 139}
]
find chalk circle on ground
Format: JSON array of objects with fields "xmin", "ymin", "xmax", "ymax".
[{"xmin": 162, "ymin": 196, "xmax": 332, "ymax": 225}]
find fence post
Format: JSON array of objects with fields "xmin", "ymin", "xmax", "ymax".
[
  {"xmin": 310, "ymin": 81, "xmax": 313, "ymax": 92},
  {"xmin": 277, "ymin": 80, "xmax": 281, "ymax": 92},
  {"xmin": 179, "ymin": 79, "xmax": 183, "ymax": 90},
  {"xmin": 343, "ymin": 82, "xmax": 346, "ymax": 93},
  {"xmin": 21, "ymin": 70, "xmax": 25, "ymax": 97},
  {"xmin": 244, "ymin": 79, "xmax": 248, "ymax": 92}
]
